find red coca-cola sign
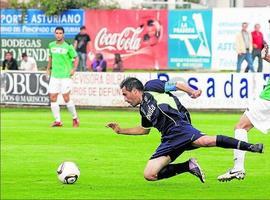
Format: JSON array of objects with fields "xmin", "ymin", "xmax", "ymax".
[
  {"xmin": 85, "ymin": 10, "xmax": 168, "ymax": 70},
  {"xmin": 95, "ymin": 27, "xmax": 142, "ymax": 51}
]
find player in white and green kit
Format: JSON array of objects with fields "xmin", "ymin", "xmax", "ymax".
[
  {"xmin": 260, "ymin": 78, "xmax": 270, "ymax": 100},
  {"xmin": 218, "ymin": 76, "xmax": 270, "ymax": 181},
  {"xmin": 47, "ymin": 26, "xmax": 79, "ymax": 127}
]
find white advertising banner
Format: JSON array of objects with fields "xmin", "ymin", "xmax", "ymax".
[
  {"xmin": 70, "ymin": 72, "xmax": 150, "ymax": 106},
  {"xmin": 0, "ymin": 71, "xmax": 49, "ymax": 105},
  {"xmin": 150, "ymin": 72, "xmax": 270, "ymax": 109},
  {"xmin": 212, "ymin": 8, "xmax": 270, "ymax": 72},
  {"xmin": 1, "ymin": 71, "xmax": 269, "ymax": 109}
]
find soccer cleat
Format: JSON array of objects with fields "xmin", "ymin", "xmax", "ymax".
[
  {"xmin": 51, "ymin": 121, "xmax": 63, "ymax": 127},
  {"xmin": 248, "ymin": 143, "xmax": 263, "ymax": 153},
  {"xmin": 73, "ymin": 118, "xmax": 79, "ymax": 128},
  {"xmin": 188, "ymin": 158, "xmax": 205, "ymax": 183},
  {"xmin": 217, "ymin": 169, "xmax": 245, "ymax": 182}
]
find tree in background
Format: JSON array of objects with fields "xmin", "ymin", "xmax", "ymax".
[{"xmin": 9, "ymin": 0, "xmax": 119, "ymax": 16}]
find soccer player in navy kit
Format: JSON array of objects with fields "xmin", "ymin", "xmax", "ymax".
[
  {"xmin": 144, "ymin": 78, "xmax": 201, "ymax": 124},
  {"xmin": 107, "ymin": 77, "xmax": 263, "ymax": 183}
]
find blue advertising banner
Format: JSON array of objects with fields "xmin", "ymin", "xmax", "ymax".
[
  {"xmin": 168, "ymin": 10, "xmax": 212, "ymax": 69},
  {"xmin": 0, "ymin": 9, "xmax": 84, "ymax": 38}
]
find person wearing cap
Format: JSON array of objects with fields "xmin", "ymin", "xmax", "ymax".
[{"xmin": 20, "ymin": 53, "xmax": 38, "ymax": 71}]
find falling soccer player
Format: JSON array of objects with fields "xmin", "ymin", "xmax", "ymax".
[{"xmin": 107, "ymin": 77, "xmax": 264, "ymax": 183}]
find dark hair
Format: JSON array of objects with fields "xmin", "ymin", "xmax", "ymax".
[
  {"xmin": 5, "ymin": 51, "xmax": 13, "ymax": 56},
  {"xmin": 80, "ymin": 26, "xmax": 86, "ymax": 30},
  {"xmin": 96, "ymin": 53, "xmax": 103, "ymax": 60},
  {"xmin": 120, "ymin": 77, "xmax": 144, "ymax": 92},
  {"xmin": 22, "ymin": 52, "xmax": 27, "ymax": 57},
  {"xmin": 114, "ymin": 53, "xmax": 122, "ymax": 63},
  {"xmin": 55, "ymin": 26, "xmax": 65, "ymax": 33}
]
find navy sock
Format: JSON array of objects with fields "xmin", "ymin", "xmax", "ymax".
[
  {"xmin": 157, "ymin": 160, "xmax": 189, "ymax": 180},
  {"xmin": 216, "ymin": 135, "xmax": 251, "ymax": 151}
]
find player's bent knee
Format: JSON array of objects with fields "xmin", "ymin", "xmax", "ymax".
[
  {"xmin": 143, "ymin": 168, "xmax": 158, "ymax": 181},
  {"xmin": 234, "ymin": 114, "xmax": 253, "ymax": 131},
  {"xmin": 49, "ymin": 96, "xmax": 57, "ymax": 102},
  {"xmin": 143, "ymin": 172, "xmax": 157, "ymax": 181},
  {"xmin": 235, "ymin": 123, "xmax": 244, "ymax": 130},
  {"xmin": 62, "ymin": 95, "xmax": 70, "ymax": 103}
]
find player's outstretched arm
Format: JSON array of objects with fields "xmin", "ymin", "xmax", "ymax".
[
  {"xmin": 175, "ymin": 82, "xmax": 202, "ymax": 99},
  {"xmin": 106, "ymin": 123, "xmax": 150, "ymax": 135}
]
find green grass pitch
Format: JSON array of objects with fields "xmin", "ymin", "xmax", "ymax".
[{"xmin": 1, "ymin": 107, "xmax": 270, "ymax": 199}]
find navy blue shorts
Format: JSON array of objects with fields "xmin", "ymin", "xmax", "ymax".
[{"xmin": 150, "ymin": 124, "xmax": 204, "ymax": 162}]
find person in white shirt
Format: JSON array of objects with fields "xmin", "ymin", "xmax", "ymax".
[{"xmin": 20, "ymin": 53, "xmax": 38, "ymax": 71}]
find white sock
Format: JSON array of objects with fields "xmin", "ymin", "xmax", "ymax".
[
  {"xmin": 233, "ymin": 129, "xmax": 248, "ymax": 171},
  {"xmin": 51, "ymin": 102, "xmax": 61, "ymax": 122},
  {"xmin": 66, "ymin": 100, "xmax": 77, "ymax": 119}
]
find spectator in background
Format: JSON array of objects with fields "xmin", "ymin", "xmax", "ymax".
[
  {"xmin": 247, "ymin": 23, "xmax": 266, "ymax": 72},
  {"xmin": 2, "ymin": 51, "xmax": 18, "ymax": 70},
  {"xmin": 235, "ymin": 22, "xmax": 254, "ymax": 73},
  {"xmin": 91, "ymin": 53, "xmax": 107, "ymax": 72},
  {"xmin": 74, "ymin": 26, "xmax": 91, "ymax": 72},
  {"xmin": 112, "ymin": 53, "xmax": 124, "ymax": 72},
  {"xmin": 20, "ymin": 53, "xmax": 38, "ymax": 71}
]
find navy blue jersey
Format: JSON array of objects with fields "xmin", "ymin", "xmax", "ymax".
[
  {"xmin": 144, "ymin": 79, "xmax": 191, "ymax": 124},
  {"xmin": 140, "ymin": 91, "xmax": 192, "ymax": 137},
  {"xmin": 142, "ymin": 80, "xmax": 203, "ymax": 161}
]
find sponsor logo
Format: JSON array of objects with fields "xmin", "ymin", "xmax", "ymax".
[
  {"xmin": 51, "ymin": 47, "xmax": 68, "ymax": 54},
  {"xmin": 2, "ymin": 72, "xmax": 49, "ymax": 104},
  {"xmin": 146, "ymin": 104, "xmax": 156, "ymax": 120},
  {"xmin": 169, "ymin": 13, "xmax": 210, "ymax": 57},
  {"xmin": 94, "ymin": 27, "xmax": 143, "ymax": 51}
]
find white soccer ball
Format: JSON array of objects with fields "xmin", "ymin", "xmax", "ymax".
[{"xmin": 57, "ymin": 161, "xmax": 80, "ymax": 184}]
